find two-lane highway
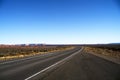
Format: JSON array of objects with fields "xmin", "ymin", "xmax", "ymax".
[
  {"xmin": 42, "ymin": 49, "xmax": 120, "ymax": 80},
  {"xmin": 0, "ymin": 47, "xmax": 81, "ymax": 80}
]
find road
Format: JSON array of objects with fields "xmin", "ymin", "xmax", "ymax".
[
  {"xmin": 42, "ymin": 49, "xmax": 120, "ymax": 80},
  {"xmin": 0, "ymin": 47, "xmax": 80, "ymax": 80},
  {"xmin": 0, "ymin": 47, "xmax": 120, "ymax": 80}
]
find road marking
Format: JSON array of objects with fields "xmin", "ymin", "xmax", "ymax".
[
  {"xmin": 0, "ymin": 54, "xmax": 46, "ymax": 65},
  {"xmin": 25, "ymin": 47, "xmax": 83, "ymax": 80},
  {"xmin": 0, "ymin": 52, "xmax": 55, "ymax": 65},
  {"xmin": 0, "ymin": 48, "xmax": 74, "ymax": 65},
  {"xmin": 0, "ymin": 56, "xmax": 36, "ymax": 65}
]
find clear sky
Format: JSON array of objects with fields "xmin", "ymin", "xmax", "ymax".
[{"xmin": 0, "ymin": 0, "xmax": 120, "ymax": 44}]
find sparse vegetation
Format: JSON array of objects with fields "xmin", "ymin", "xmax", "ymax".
[
  {"xmin": 0, "ymin": 45, "xmax": 74, "ymax": 60},
  {"xmin": 84, "ymin": 44, "xmax": 120, "ymax": 59}
]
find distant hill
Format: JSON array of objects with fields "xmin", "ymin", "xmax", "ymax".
[{"xmin": 109, "ymin": 43, "xmax": 120, "ymax": 45}]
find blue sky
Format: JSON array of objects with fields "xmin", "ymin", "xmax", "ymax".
[{"xmin": 0, "ymin": 0, "xmax": 120, "ymax": 44}]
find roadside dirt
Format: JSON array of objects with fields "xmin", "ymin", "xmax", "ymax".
[{"xmin": 84, "ymin": 47, "xmax": 120, "ymax": 64}]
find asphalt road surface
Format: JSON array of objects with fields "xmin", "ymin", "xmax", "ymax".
[
  {"xmin": 42, "ymin": 50, "xmax": 120, "ymax": 80},
  {"xmin": 0, "ymin": 47, "xmax": 80, "ymax": 80},
  {"xmin": 0, "ymin": 47, "xmax": 120, "ymax": 80}
]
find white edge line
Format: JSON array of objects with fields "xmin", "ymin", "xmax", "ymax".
[
  {"xmin": 0, "ymin": 55, "xmax": 38, "ymax": 65},
  {"xmin": 0, "ymin": 47, "xmax": 75, "ymax": 65},
  {"xmin": 24, "ymin": 47, "xmax": 83, "ymax": 80},
  {"xmin": 0, "ymin": 52, "xmax": 54, "ymax": 65}
]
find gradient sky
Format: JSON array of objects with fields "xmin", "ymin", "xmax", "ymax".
[{"xmin": 0, "ymin": 0, "xmax": 120, "ymax": 44}]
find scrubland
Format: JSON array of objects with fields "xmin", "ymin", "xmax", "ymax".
[
  {"xmin": 84, "ymin": 44, "xmax": 120, "ymax": 59},
  {"xmin": 0, "ymin": 45, "xmax": 74, "ymax": 60}
]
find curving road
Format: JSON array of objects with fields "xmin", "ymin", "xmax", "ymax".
[
  {"xmin": 42, "ymin": 49, "xmax": 120, "ymax": 80},
  {"xmin": 1, "ymin": 47, "xmax": 120, "ymax": 80},
  {"xmin": 0, "ymin": 47, "xmax": 80, "ymax": 80}
]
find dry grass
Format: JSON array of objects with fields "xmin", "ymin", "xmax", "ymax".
[
  {"xmin": 0, "ymin": 46, "xmax": 75, "ymax": 60},
  {"xmin": 84, "ymin": 47, "xmax": 120, "ymax": 59}
]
